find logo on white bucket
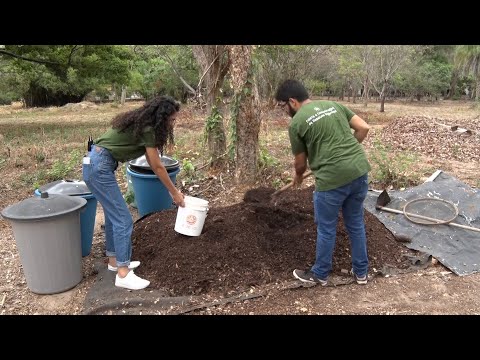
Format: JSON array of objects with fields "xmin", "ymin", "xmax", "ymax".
[{"xmin": 186, "ymin": 214, "xmax": 197, "ymax": 225}]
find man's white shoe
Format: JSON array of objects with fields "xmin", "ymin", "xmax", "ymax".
[
  {"xmin": 115, "ymin": 271, "xmax": 150, "ymax": 290},
  {"xmin": 108, "ymin": 261, "xmax": 141, "ymax": 272}
]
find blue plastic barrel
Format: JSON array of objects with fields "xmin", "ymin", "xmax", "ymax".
[
  {"xmin": 125, "ymin": 163, "xmax": 137, "ymax": 208},
  {"xmin": 126, "ymin": 166, "xmax": 180, "ymax": 217},
  {"xmin": 34, "ymin": 181, "xmax": 97, "ymax": 257}
]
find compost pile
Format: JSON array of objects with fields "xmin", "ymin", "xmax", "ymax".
[{"xmin": 132, "ymin": 186, "xmax": 411, "ymax": 296}]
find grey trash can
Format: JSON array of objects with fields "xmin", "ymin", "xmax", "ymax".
[
  {"xmin": 34, "ymin": 180, "xmax": 97, "ymax": 257},
  {"xmin": 1, "ymin": 192, "xmax": 87, "ymax": 294}
]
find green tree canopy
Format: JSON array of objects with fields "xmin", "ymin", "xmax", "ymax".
[{"xmin": 0, "ymin": 45, "xmax": 132, "ymax": 107}]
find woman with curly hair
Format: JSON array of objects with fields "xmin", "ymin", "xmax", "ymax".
[{"xmin": 83, "ymin": 95, "xmax": 185, "ymax": 290}]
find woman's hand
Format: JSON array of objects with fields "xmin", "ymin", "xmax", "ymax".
[{"xmin": 172, "ymin": 189, "xmax": 185, "ymax": 207}]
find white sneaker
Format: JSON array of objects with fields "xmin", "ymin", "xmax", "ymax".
[
  {"xmin": 108, "ymin": 261, "xmax": 141, "ymax": 272},
  {"xmin": 115, "ymin": 270, "xmax": 150, "ymax": 290}
]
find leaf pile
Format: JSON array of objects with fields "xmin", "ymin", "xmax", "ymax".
[{"xmin": 374, "ymin": 116, "xmax": 480, "ymax": 161}]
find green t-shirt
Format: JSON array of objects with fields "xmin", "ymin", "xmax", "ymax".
[
  {"xmin": 289, "ymin": 100, "xmax": 371, "ymax": 191},
  {"xmin": 94, "ymin": 127, "xmax": 156, "ymax": 162}
]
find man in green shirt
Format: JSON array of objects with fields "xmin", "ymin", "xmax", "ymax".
[
  {"xmin": 84, "ymin": 95, "xmax": 185, "ymax": 290},
  {"xmin": 275, "ymin": 79, "xmax": 371, "ymax": 286}
]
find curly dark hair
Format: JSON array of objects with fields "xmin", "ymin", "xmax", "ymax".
[
  {"xmin": 111, "ymin": 95, "xmax": 180, "ymax": 153},
  {"xmin": 275, "ymin": 79, "xmax": 309, "ymax": 102}
]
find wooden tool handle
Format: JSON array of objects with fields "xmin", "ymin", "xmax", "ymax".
[
  {"xmin": 378, "ymin": 206, "xmax": 480, "ymax": 233},
  {"xmin": 272, "ymin": 170, "xmax": 313, "ymax": 196}
]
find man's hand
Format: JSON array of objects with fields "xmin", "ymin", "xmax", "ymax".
[{"xmin": 293, "ymin": 173, "xmax": 304, "ymax": 187}]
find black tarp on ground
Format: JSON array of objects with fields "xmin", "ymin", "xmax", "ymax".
[{"xmin": 364, "ymin": 172, "xmax": 480, "ymax": 276}]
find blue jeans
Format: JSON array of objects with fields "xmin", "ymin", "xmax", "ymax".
[
  {"xmin": 311, "ymin": 174, "xmax": 369, "ymax": 280},
  {"xmin": 83, "ymin": 145, "xmax": 133, "ymax": 267}
]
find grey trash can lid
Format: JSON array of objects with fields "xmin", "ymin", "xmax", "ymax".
[
  {"xmin": 38, "ymin": 179, "xmax": 92, "ymax": 196},
  {"xmin": 129, "ymin": 154, "xmax": 179, "ymax": 171},
  {"xmin": 1, "ymin": 192, "xmax": 87, "ymax": 221}
]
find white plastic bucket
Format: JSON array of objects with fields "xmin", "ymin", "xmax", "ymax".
[{"xmin": 174, "ymin": 196, "xmax": 209, "ymax": 236}]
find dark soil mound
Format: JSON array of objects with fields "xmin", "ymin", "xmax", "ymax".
[{"xmin": 132, "ymin": 186, "xmax": 411, "ymax": 297}]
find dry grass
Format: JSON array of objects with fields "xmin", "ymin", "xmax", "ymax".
[{"xmin": 314, "ymin": 97, "xmax": 480, "ymax": 124}]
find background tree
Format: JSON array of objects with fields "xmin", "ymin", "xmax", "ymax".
[
  {"xmin": 254, "ymin": 45, "xmax": 330, "ymax": 106},
  {"xmin": 368, "ymin": 45, "xmax": 421, "ymax": 112},
  {"xmin": 0, "ymin": 45, "xmax": 132, "ymax": 107},
  {"xmin": 0, "ymin": 58, "xmax": 26, "ymax": 105},
  {"xmin": 226, "ymin": 45, "xmax": 261, "ymax": 184},
  {"xmin": 334, "ymin": 46, "xmax": 365, "ymax": 104},
  {"xmin": 129, "ymin": 45, "xmax": 198, "ymax": 101},
  {"xmin": 393, "ymin": 47, "xmax": 452, "ymax": 101},
  {"xmin": 192, "ymin": 45, "xmax": 230, "ymax": 169},
  {"xmin": 455, "ymin": 45, "xmax": 480, "ymax": 102}
]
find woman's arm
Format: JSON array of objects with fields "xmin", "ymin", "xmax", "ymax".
[{"xmin": 145, "ymin": 147, "xmax": 185, "ymax": 207}]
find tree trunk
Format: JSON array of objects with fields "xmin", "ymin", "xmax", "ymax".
[
  {"xmin": 192, "ymin": 45, "xmax": 229, "ymax": 169},
  {"xmin": 363, "ymin": 75, "xmax": 369, "ymax": 107},
  {"xmin": 352, "ymin": 85, "xmax": 357, "ymax": 104},
  {"xmin": 447, "ymin": 68, "xmax": 459, "ymax": 99},
  {"xmin": 24, "ymin": 85, "xmax": 84, "ymax": 107},
  {"xmin": 113, "ymin": 84, "xmax": 119, "ymax": 102},
  {"xmin": 379, "ymin": 81, "xmax": 387, "ymax": 112},
  {"xmin": 474, "ymin": 61, "xmax": 480, "ymax": 102},
  {"xmin": 226, "ymin": 45, "xmax": 261, "ymax": 184},
  {"xmin": 120, "ymin": 85, "xmax": 126, "ymax": 105},
  {"xmin": 475, "ymin": 76, "xmax": 480, "ymax": 102}
]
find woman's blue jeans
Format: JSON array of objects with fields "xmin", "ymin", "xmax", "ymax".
[
  {"xmin": 83, "ymin": 145, "xmax": 133, "ymax": 267},
  {"xmin": 311, "ymin": 174, "xmax": 369, "ymax": 280}
]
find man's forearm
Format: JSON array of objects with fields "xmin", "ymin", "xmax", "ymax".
[{"xmin": 354, "ymin": 129, "xmax": 369, "ymax": 143}]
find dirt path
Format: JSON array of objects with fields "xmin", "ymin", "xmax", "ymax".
[{"xmin": 193, "ymin": 267, "xmax": 480, "ymax": 315}]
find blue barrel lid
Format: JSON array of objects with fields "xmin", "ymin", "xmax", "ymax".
[
  {"xmin": 38, "ymin": 180, "xmax": 92, "ymax": 196},
  {"xmin": 1, "ymin": 192, "xmax": 87, "ymax": 221}
]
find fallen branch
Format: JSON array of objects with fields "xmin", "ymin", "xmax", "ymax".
[
  {"xmin": 0, "ymin": 294, "xmax": 6, "ymax": 308},
  {"xmin": 170, "ymin": 292, "xmax": 265, "ymax": 315}
]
